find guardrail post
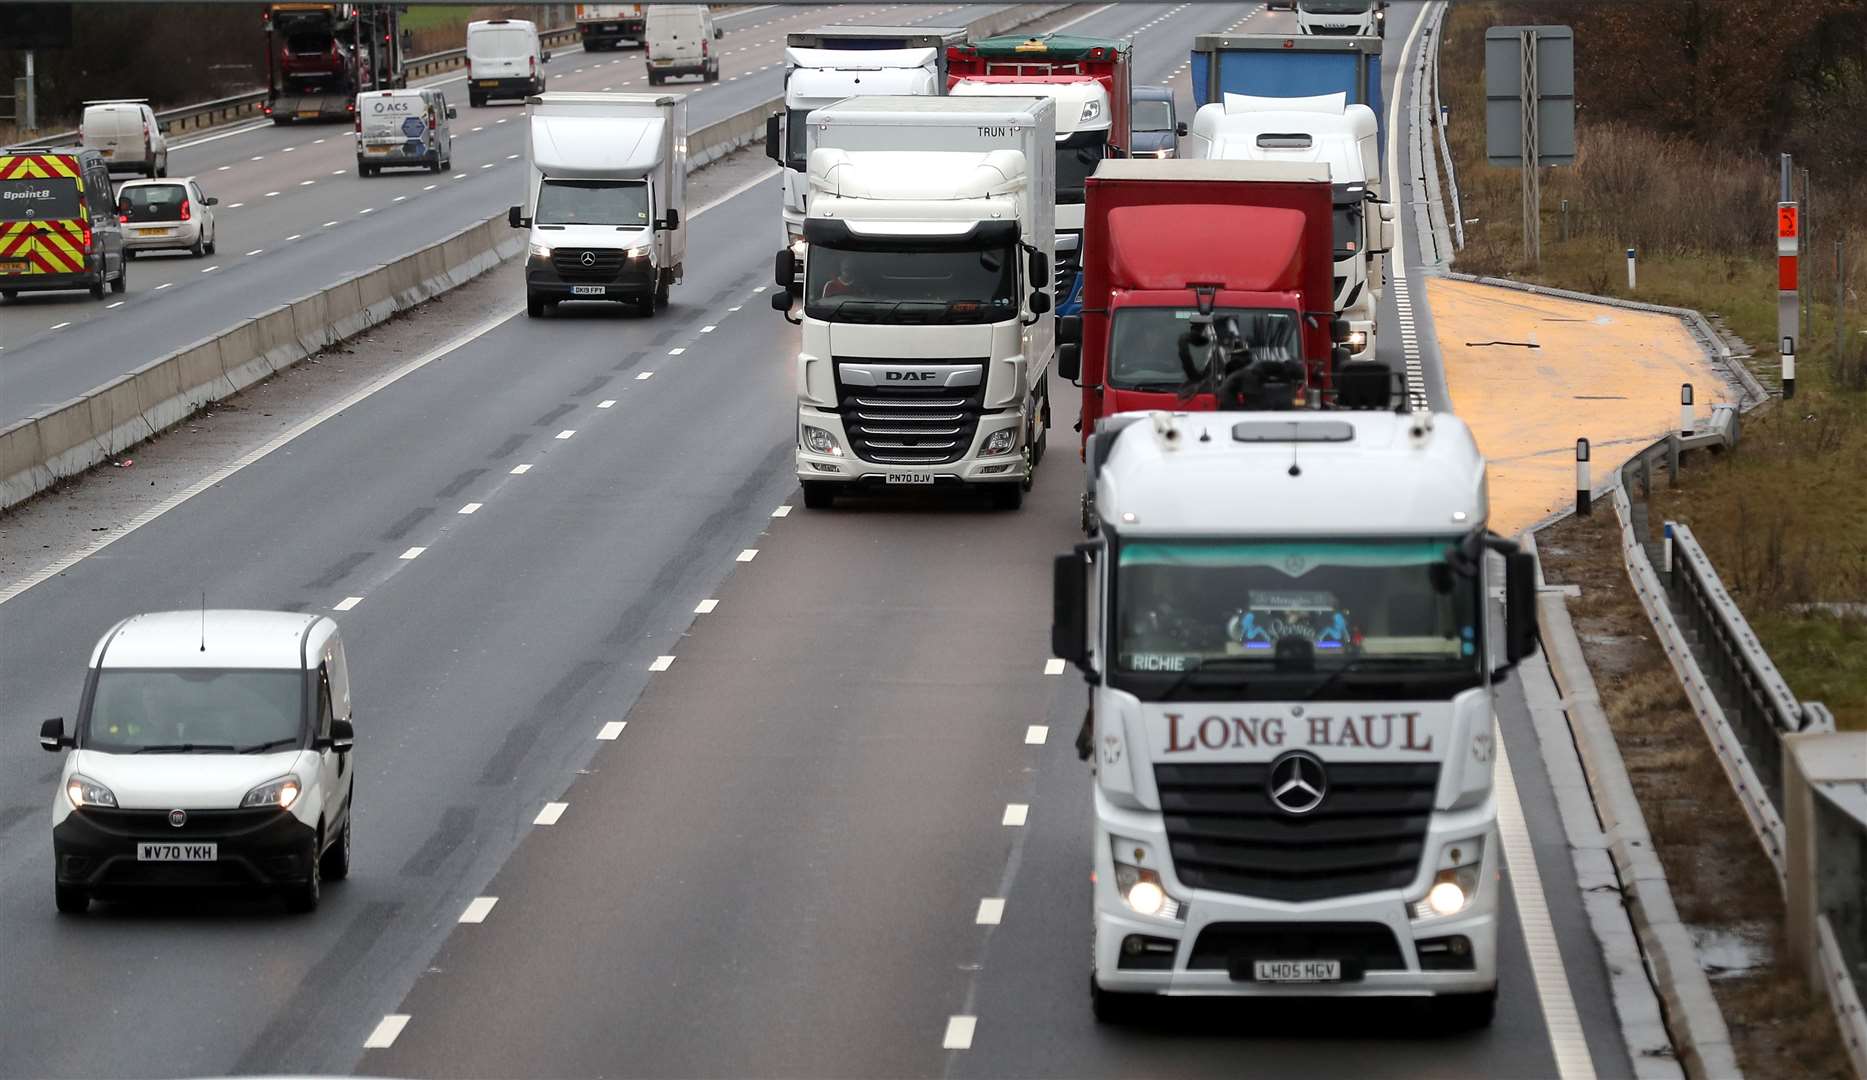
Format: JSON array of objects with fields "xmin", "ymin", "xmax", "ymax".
[
  {"xmin": 1668, "ymin": 432, "xmax": 1681, "ymax": 484},
  {"xmin": 1784, "ymin": 729, "xmax": 1867, "ymax": 989},
  {"xmin": 1575, "ymin": 438, "xmax": 1591, "ymax": 515}
]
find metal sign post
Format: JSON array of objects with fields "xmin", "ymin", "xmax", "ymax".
[
  {"xmin": 1485, "ymin": 26, "xmax": 1574, "ymax": 268},
  {"xmin": 1779, "ymin": 153, "xmax": 1799, "ymax": 400}
]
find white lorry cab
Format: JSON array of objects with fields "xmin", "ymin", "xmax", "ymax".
[
  {"xmin": 1053, "ymin": 396, "xmax": 1541, "ymax": 1028},
  {"xmin": 80, "ymin": 99, "xmax": 169, "ymax": 177},
  {"xmin": 354, "ymin": 86, "xmax": 456, "ymax": 176},
  {"xmin": 767, "ymin": 25, "xmax": 967, "ymax": 249},
  {"xmin": 39, "ymin": 610, "xmax": 360, "ymax": 915},
  {"xmin": 510, "ymin": 92, "xmax": 687, "ymax": 318},
  {"xmin": 467, "ymin": 18, "xmax": 548, "ymax": 107},
  {"xmin": 773, "ymin": 95, "xmax": 1057, "ymax": 511},
  {"xmin": 645, "ymin": 5, "xmax": 720, "ymax": 86},
  {"xmin": 1191, "ymin": 93, "xmax": 1392, "ymax": 359},
  {"xmin": 1297, "ymin": 0, "xmax": 1382, "ymax": 36}
]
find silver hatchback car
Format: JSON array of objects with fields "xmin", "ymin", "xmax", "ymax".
[{"xmin": 116, "ymin": 177, "xmax": 218, "ymax": 258}]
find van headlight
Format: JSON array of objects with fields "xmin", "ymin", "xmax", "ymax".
[
  {"xmin": 979, "ymin": 428, "xmax": 1017, "ymax": 456},
  {"xmin": 1412, "ymin": 838, "xmax": 1484, "ymax": 919},
  {"xmin": 625, "ymin": 243, "xmax": 651, "ymax": 259},
  {"xmin": 66, "ymin": 774, "xmax": 118, "ymax": 809},
  {"xmin": 1111, "ymin": 837, "xmax": 1183, "ymax": 921},
  {"xmin": 528, "ymin": 242, "xmax": 552, "ymax": 260},
  {"xmin": 241, "ymin": 775, "xmax": 302, "ymax": 810}
]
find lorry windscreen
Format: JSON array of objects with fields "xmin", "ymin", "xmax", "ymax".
[
  {"xmin": 1057, "ymin": 131, "xmax": 1108, "ymax": 203},
  {"xmin": 1334, "ymin": 203, "xmax": 1362, "ymax": 260},
  {"xmin": 1302, "ymin": 0, "xmax": 1373, "ymax": 12},
  {"xmin": 535, "ymin": 179, "xmax": 650, "ymax": 227},
  {"xmin": 1109, "ymin": 537, "xmax": 1483, "ymax": 702},
  {"xmin": 805, "ymin": 242, "xmax": 1017, "ymax": 324},
  {"xmin": 1108, "ymin": 307, "xmax": 1298, "ymax": 390},
  {"xmin": 83, "ymin": 669, "xmax": 305, "ymax": 754}
]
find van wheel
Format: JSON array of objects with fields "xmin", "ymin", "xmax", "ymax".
[
  {"xmin": 989, "ymin": 483, "xmax": 1024, "ymax": 511},
  {"xmin": 654, "ymin": 273, "xmax": 670, "ymax": 308},
  {"xmin": 801, "ymin": 481, "xmax": 836, "ymax": 510},
  {"xmin": 1, "ymin": 289, "xmax": 16, "ymax": 300},
  {"xmin": 469, "ymin": 91, "xmax": 485, "ymax": 108},
  {"xmin": 90, "ymin": 278, "xmax": 106, "ymax": 300},
  {"xmin": 526, "ymin": 292, "xmax": 545, "ymax": 318},
  {"xmin": 55, "ymin": 882, "xmax": 90, "ymax": 914},
  {"xmin": 110, "ymin": 264, "xmax": 127, "ymax": 293},
  {"xmin": 319, "ymin": 814, "xmax": 352, "ymax": 881},
  {"xmin": 284, "ymin": 829, "xmax": 322, "ymax": 913}
]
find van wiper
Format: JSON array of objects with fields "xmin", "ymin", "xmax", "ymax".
[
  {"xmin": 133, "ymin": 743, "xmax": 238, "ymax": 754},
  {"xmin": 240, "ymin": 737, "xmax": 300, "ymax": 754}
]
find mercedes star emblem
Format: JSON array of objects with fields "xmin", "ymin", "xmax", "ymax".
[
  {"xmin": 1266, "ymin": 751, "xmax": 1328, "ymax": 815},
  {"xmin": 580, "ymin": 251, "xmax": 597, "ymax": 267},
  {"xmin": 168, "ymin": 809, "xmax": 187, "ymax": 828}
]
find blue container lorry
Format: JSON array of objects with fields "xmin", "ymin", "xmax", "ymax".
[{"xmin": 1189, "ymin": 34, "xmax": 1385, "ymax": 165}]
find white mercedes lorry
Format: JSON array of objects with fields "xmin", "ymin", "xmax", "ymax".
[
  {"xmin": 1190, "ymin": 93, "xmax": 1392, "ymax": 360},
  {"xmin": 1297, "ymin": 0, "xmax": 1382, "ymax": 36},
  {"xmin": 1052, "ymin": 389, "xmax": 1540, "ymax": 1028},
  {"xmin": 509, "ymin": 92, "xmax": 687, "ymax": 318},
  {"xmin": 772, "ymin": 95, "xmax": 1057, "ymax": 510},
  {"xmin": 766, "ymin": 26, "xmax": 968, "ymax": 252}
]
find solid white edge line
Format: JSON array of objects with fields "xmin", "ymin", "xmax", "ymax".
[
  {"xmin": 555, "ymin": 429, "xmax": 576, "ymax": 439},
  {"xmin": 0, "ymin": 164, "xmax": 782, "ymax": 609},
  {"xmin": 510, "ymin": 464, "xmax": 532, "ymax": 475},
  {"xmin": 597, "ymin": 721, "xmax": 627, "ymax": 740},
  {"xmin": 770, "ymin": 505, "xmax": 791, "ymax": 517},
  {"xmin": 363, "ymin": 1014, "xmax": 410, "ymax": 1050},
  {"xmin": 1496, "ymin": 731, "xmax": 1598, "ymax": 1079},
  {"xmin": 598, "ymin": 399, "xmax": 616, "ymax": 408},
  {"xmin": 399, "ymin": 546, "xmax": 425, "ymax": 560},
  {"xmin": 534, "ymin": 802, "xmax": 568, "ymax": 826},
  {"xmin": 458, "ymin": 896, "xmax": 498, "ymax": 923},
  {"xmin": 942, "ymin": 1015, "xmax": 977, "ymax": 1050},
  {"xmin": 634, "ymin": 372, "xmax": 655, "ymax": 380},
  {"xmin": 457, "ymin": 502, "xmax": 482, "ymax": 515}
]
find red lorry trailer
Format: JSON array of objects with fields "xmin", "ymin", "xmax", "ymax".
[{"xmin": 1057, "ymin": 159, "xmax": 1339, "ymax": 449}]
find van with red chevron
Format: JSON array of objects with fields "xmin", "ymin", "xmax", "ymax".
[{"xmin": 0, "ymin": 147, "xmax": 128, "ymax": 302}]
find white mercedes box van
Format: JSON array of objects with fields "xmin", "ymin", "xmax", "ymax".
[{"xmin": 39, "ymin": 610, "xmax": 359, "ymax": 915}]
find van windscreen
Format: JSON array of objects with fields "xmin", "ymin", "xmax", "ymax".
[
  {"xmin": 536, "ymin": 179, "xmax": 649, "ymax": 226},
  {"xmin": 0, "ymin": 176, "xmax": 81, "ymax": 222}
]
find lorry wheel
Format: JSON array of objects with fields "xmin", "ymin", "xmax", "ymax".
[
  {"xmin": 989, "ymin": 483, "xmax": 1024, "ymax": 511},
  {"xmin": 526, "ymin": 293, "xmax": 545, "ymax": 318},
  {"xmin": 654, "ymin": 273, "xmax": 670, "ymax": 308},
  {"xmin": 1089, "ymin": 975, "xmax": 1140, "ymax": 1024},
  {"xmin": 800, "ymin": 481, "xmax": 836, "ymax": 510},
  {"xmin": 1433, "ymin": 990, "xmax": 1497, "ymax": 1031}
]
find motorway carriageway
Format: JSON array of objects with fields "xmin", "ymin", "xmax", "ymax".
[
  {"xmin": 0, "ymin": 3, "xmax": 1632, "ymax": 1077},
  {"xmin": 0, "ymin": 2, "xmax": 1020, "ymax": 427}
]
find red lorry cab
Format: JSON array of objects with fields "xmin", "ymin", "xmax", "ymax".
[{"xmin": 1065, "ymin": 159, "xmax": 1337, "ymax": 449}]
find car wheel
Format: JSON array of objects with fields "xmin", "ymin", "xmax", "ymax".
[
  {"xmin": 190, "ymin": 232, "xmax": 205, "ymax": 258},
  {"xmin": 800, "ymin": 481, "xmax": 836, "ymax": 510},
  {"xmin": 989, "ymin": 482, "xmax": 1024, "ymax": 511},
  {"xmin": 319, "ymin": 813, "xmax": 352, "ymax": 881},
  {"xmin": 204, "ymin": 238, "xmax": 216, "ymax": 256},
  {"xmin": 1433, "ymin": 990, "xmax": 1497, "ymax": 1031},
  {"xmin": 526, "ymin": 292, "xmax": 545, "ymax": 318},
  {"xmin": 284, "ymin": 829, "xmax": 322, "ymax": 913},
  {"xmin": 55, "ymin": 882, "xmax": 90, "ymax": 915}
]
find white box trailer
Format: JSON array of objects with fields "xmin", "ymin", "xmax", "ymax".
[{"xmin": 511, "ymin": 92, "xmax": 687, "ymax": 318}]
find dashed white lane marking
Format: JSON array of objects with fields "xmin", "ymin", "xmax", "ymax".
[
  {"xmin": 752, "ymin": 285, "xmax": 767, "ymax": 293},
  {"xmin": 942, "ymin": 1016, "xmax": 977, "ymax": 1050},
  {"xmin": 322, "ymin": 220, "xmax": 339, "ymax": 228},
  {"xmin": 363, "ymin": 1015, "xmax": 410, "ymax": 1050},
  {"xmin": 282, "ymin": 146, "xmax": 295, "ymax": 152},
  {"xmin": 509, "ymin": 464, "xmax": 532, "ymax": 475},
  {"xmin": 597, "ymin": 721, "xmax": 627, "ymax": 740},
  {"xmin": 598, "ymin": 399, "xmax": 616, "ymax": 409},
  {"xmin": 1002, "ymin": 803, "xmax": 1028, "ymax": 827},
  {"xmin": 695, "ymin": 599, "xmax": 719, "ymax": 614},
  {"xmin": 1025, "ymin": 725, "xmax": 1049, "ymax": 745},
  {"xmin": 49, "ymin": 321, "xmax": 71, "ymax": 330},
  {"xmin": 506, "ymin": 153, "xmax": 519, "ymax": 160},
  {"xmin": 458, "ymin": 502, "xmax": 482, "ymax": 514},
  {"xmin": 534, "ymin": 802, "xmax": 568, "ymax": 826},
  {"xmin": 458, "ymin": 896, "xmax": 498, "ymax": 923},
  {"xmin": 728, "ymin": 305, "xmax": 741, "ymax": 312},
  {"xmin": 299, "ymin": 179, "xmax": 315, "ymax": 186},
  {"xmin": 480, "ymin": 163, "xmax": 495, "ymax": 170},
  {"xmin": 976, "ymin": 898, "xmax": 1005, "ymax": 925},
  {"xmin": 471, "ymin": 125, "xmax": 483, "ymax": 132},
  {"xmin": 1043, "ymin": 658, "xmax": 1066, "ymax": 676},
  {"xmin": 217, "ymin": 165, "xmax": 230, "ymax": 171},
  {"xmin": 423, "ymin": 183, "xmax": 437, "ymax": 191},
  {"xmin": 333, "ymin": 596, "xmax": 363, "ymax": 611},
  {"xmin": 201, "ymin": 265, "xmax": 220, "ymax": 274},
  {"xmin": 668, "ymin": 347, "xmax": 685, "ymax": 355},
  {"xmin": 496, "ymin": 118, "xmax": 508, "ymax": 124},
  {"xmin": 1496, "ymin": 732, "xmax": 1597, "ymax": 1079},
  {"xmin": 399, "ymin": 546, "xmax": 425, "ymax": 560},
  {"xmin": 634, "ymin": 371, "xmax": 654, "ymax": 381},
  {"xmin": 227, "ymin": 202, "xmax": 244, "ymax": 209},
  {"xmin": 736, "ymin": 549, "xmax": 758, "ymax": 562},
  {"xmin": 246, "ymin": 248, "xmax": 263, "ymax": 256},
  {"xmin": 314, "ymin": 139, "xmax": 325, "ymax": 144},
  {"xmin": 251, "ymin": 155, "xmax": 263, "ymax": 161},
  {"xmin": 155, "ymin": 283, "xmax": 173, "ymax": 290},
  {"xmin": 649, "ymin": 655, "xmax": 676, "ymax": 672},
  {"xmin": 106, "ymin": 301, "xmax": 125, "ymax": 309},
  {"xmin": 359, "ymin": 207, "xmax": 375, "ymax": 215},
  {"xmin": 700, "ymin": 324, "xmax": 716, "ymax": 333},
  {"xmin": 555, "ymin": 429, "xmax": 576, "ymax": 439},
  {"xmin": 771, "ymin": 505, "xmax": 791, "ymax": 518},
  {"xmin": 264, "ymin": 190, "xmax": 280, "ymax": 197},
  {"xmin": 452, "ymin": 172, "xmax": 467, "ymax": 179},
  {"xmin": 286, "ymin": 233, "xmax": 302, "ymax": 241},
  {"xmin": 393, "ymin": 195, "xmax": 406, "ymax": 203}
]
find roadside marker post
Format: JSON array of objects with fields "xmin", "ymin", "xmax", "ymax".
[
  {"xmin": 1575, "ymin": 438, "xmax": 1591, "ymax": 516},
  {"xmin": 1679, "ymin": 383, "xmax": 1694, "ymax": 436},
  {"xmin": 1626, "ymin": 248, "xmax": 1636, "ymax": 292},
  {"xmin": 1779, "ymin": 153, "xmax": 1800, "ymax": 400}
]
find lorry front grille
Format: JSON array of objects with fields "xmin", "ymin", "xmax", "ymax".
[
  {"xmin": 834, "ymin": 359, "xmax": 986, "ymax": 466},
  {"xmin": 1154, "ymin": 761, "xmax": 1440, "ymax": 902},
  {"xmin": 1056, "ymin": 247, "xmax": 1080, "ymax": 297},
  {"xmin": 552, "ymin": 248, "xmax": 628, "ymax": 280}
]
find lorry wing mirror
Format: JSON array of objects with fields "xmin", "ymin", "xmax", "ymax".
[
  {"xmin": 1058, "ymin": 342, "xmax": 1082, "ymax": 382},
  {"xmin": 39, "ymin": 717, "xmax": 71, "ymax": 752},
  {"xmin": 1027, "ymin": 290, "xmax": 1051, "ymax": 317},
  {"xmin": 508, "ymin": 205, "xmax": 527, "ymax": 229},
  {"xmin": 1330, "ymin": 318, "xmax": 1353, "ymax": 344},
  {"xmin": 1026, "ymin": 248, "xmax": 1048, "ymax": 284},
  {"xmin": 1176, "ymin": 121, "xmax": 1188, "ymax": 137},
  {"xmin": 1052, "ymin": 548, "xmax": 1093, "ymax": 673},
  {"xmin": 771, "ymin": 291, "xmax": 800, "ymax": 325},
  {"xmin": 765, "ymin": 114, "xmax": 782, "ymax": 164},
  {"xmin": 1057, "ymin": 313, "xmax": 1082, "ymax": 347},
  {"xmin": 657, "ymin": 208, "xmax": 680, "ymax": 231},
  {"xmin": 773, "ymin": 248, "xmax": 796, "ymax": 289},
  {"xmin": 1503, "ymin": 552, "xmax": 1541, "ymax": 666}
]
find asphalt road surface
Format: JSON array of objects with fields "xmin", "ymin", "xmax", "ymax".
[{"xmin": 0, "ymin": 4, "xmax": 1635, "ymax": 1078}]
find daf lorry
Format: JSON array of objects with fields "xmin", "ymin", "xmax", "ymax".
[
  {"xmin": 771, "ymin": 96, "xmax": 1057, "ymax": 511},
  {"xmin": 1190, "ymin": 94, "xmax": 1393, "ymax": 361},
  {"xmin": 1190, "ymin": 34, "xmax": 1385, "ymax": 164},
  {"xmin": 1053, "ymin": 399, "xmax": 1540, "ymax": 1029},
  {"xmin": 508, "ymin": 92, "xmax": 687, "ymax": 318},
  {"xmin": 1057, "ymin": 159, "xmax": 1342, "ymax": 456},
  {"xmin": 947, "ymin": 34, "xmax": 1132, "ymax": 317},
  {"xmin": 575, "ymin": 3, "xmax": 646, "ymax": 51},
  {"xmin": 263, "ymin": 3, "xmax": 405, "ymax": 124},
  {"xmin": 766, "ymin": 25, "xmax": 968, "ymax": 250}
]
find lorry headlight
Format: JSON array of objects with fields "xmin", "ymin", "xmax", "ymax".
[
  {"xmin": 528, "ymin": 242, "xmax": 552, "ymax": 260},
  {"xmin": 801, "ymin": 425, "xmax": 842, "ymax": 456},
  {"xmin": 980, "ymin": 428, "xmax": 1017, "ymax": 456},
  {"xmin": 1078, "ymin": 98, "xmax": 1103, "ymax": 123},
  {"xmin": 1348, "ymin": 330, "xmax": 1368, "ymax": 350},
  {"xmin": 1111, "ymin": 837, "xmax": 1183, "ymax": 921},
  {"xmin": 66, "ymin": 774, "xmax": 118, "ymax": 809},
  {"xmin": 241, "ymin": 775, "xmax": 302, "ymax": 810},
  {"xmin": 1412, "ymin": 838, "xmax": 1484, "ymax": 919}
]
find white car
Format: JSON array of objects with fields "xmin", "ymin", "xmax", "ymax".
[
  {"xmin": 39, "ymin": 610, "xmax": 358, "ymax": 915},
  {"xmin": 116, "ymin": 177, "xmax": 218, "ymax": 258}
]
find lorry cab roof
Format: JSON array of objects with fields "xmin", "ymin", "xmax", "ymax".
[
  {"xmin": 951, "ymin": 34, "xmax": 1129, "ymax": 61},
  {"xmin": 787, "ymin": 25, "xmax": 965, "ymax": 47},
  {"xmin": 950, "ymin": 76, "xmax": 1110, "ymax": 134},
  {"xmin": 1096, "ymin": 411, "xmax": 1486, "ymax": 537},
  {"xmin": 91, "ymin": 610, "xmax": 330, "ymax": 670},
  {"xmin": 1092, "ymin": 158, "xmax": 1330, "ymax": 184}
]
